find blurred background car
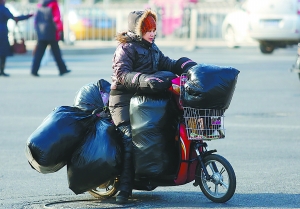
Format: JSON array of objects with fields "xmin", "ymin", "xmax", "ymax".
[
  {"xmin": 67, "ymin": 8, "xmax": 116, "ymax": 41},
  {"xmin": 221, "ymin": 1, "xmax": 252, "ymax": 48},
  {"xmin": 248, "ymin": 0, "xmax": 300, "ymax": 54},
  {"xmin": 222, "ymin": 0, "xmax": 300, "ymax": 54}
]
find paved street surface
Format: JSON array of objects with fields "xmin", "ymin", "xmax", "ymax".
[{"xmin": 0, "ymin": 44, "xmax": 300, "ymax": 209}]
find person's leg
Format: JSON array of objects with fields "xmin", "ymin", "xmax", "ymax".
[
  {"xmin": 49, "ymin": 41, "xmax": 69, "ymax": 75},
  {"xmin": 115, "ymin": 123, "xmax": 134, "ymax": 203},
  {"xmin": 31, "ymin": 40, "xmax": 48, "ymax": 76},
  {"xmin": 109, "ymin": 93, "xmax": 134, "ymax": 203},
  {"xmin": 0, "ymin": 56, "xmax": 8, "ymax": 76}
]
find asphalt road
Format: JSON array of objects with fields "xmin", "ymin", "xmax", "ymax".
[{"xmin": 0, "ymin": 45, "xmax": 300, "ymax": 209}]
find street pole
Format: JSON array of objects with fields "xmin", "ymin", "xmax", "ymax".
[
  {"xmin": 63, "ymin": 0, "xmax": 70, "ymax": 45},
  {"xmin": 186, "ymin": 8, "xmax": 197, "ymax": 51}
]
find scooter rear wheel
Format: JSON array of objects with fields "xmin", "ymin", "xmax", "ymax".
[
  {"xmin": 88, "ymin": 178, "xmax": 119, "ymax": 199},
  {"xmin": 196, "ymin": 154, "xmax": 236, "ymax": 203}
]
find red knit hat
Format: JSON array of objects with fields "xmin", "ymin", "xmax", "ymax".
[{"xmin": 141, "ymin": 15, "xmax": 156, "ymax": 35}]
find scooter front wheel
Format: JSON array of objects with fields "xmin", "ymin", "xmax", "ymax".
[
  {"xmin": 88, "ymin": 178, "xmax": 119, "ymax": 199},
  {"xmin": 196, "ymin": 154, "xmax": 236, "ymax": 203}
]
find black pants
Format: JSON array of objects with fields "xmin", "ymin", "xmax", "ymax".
[
  {"xmin": 109, "ymin": 93, "xmax": 134, "ymax": 193},
  {"xmin": 31, "ymin": 40, "xmax": 67, "ymax": 74},
  {"xmin": 0, "ymin": 56, "xmax": 6, "ymax": 73}
]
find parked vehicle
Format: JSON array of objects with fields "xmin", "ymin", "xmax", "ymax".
[
  {"xmin": 68, "ymin": 8, "xmax": 116, "ymax": 41},
  {"xmin": 222, "ymin": 0, "xmax": 300, "ymax": 53},
  {"xmin": 221, "ymin": 1, "xmax": 252, "ymax": 48},
  {"xmin": 88, "ymin": 75, "xmax": 237, "ymax": 203}
]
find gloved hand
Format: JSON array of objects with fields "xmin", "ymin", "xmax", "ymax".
[
  {"xmin": 123, "ymin": 72, "xmax": 171, "ymax": 93},
  {"xmin": 172, "ymin": 57, "xmax": 197, "ymax": 75},
  {"xmin": 138, "ymin": 74, "xmax": 172, "ymax": 93}
]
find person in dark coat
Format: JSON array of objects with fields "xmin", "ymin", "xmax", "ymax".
[
  {"xmin": 109, "ymin": 9, "xmax": 197, "ymax": 204},
  {"xmin": 31, "ymin": 0, "xmax": 70, "ymax": 77},
  {"xmin": 0, "ymin": 0, "xmax": 33, "ymax": 77}
]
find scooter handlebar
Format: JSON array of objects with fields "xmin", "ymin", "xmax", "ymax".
[{"xmin": 168, "ymin": 77, "xmax": 181, "ymax": 95}]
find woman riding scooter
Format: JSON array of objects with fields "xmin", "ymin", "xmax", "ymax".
[{"xmin": 108, "ymin": 9, "xmax": 197, "ymax": 204}]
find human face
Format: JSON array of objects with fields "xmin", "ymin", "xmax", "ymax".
[{"xmin": 142, "ymin": 29, "xmax": 156, "ymax": 43}]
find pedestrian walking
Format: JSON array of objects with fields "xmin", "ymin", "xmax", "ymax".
[
  {"xmin": 0, "ymin": 0, "xmax": 33, "ymax": 77},
  {"xmin": 31, "ymin": 0, "xmax": 70, "ymax": 77}
]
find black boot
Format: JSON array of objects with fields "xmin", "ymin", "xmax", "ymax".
[
  {"xmin": 116, "ymin": 124, "xmax": 134, "ymax": 204},
  {"xmin": 116, "ymin": 191, "xmax": 131, "ymax": 204}
]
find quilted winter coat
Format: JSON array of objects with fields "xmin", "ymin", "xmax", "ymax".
[{"xmin": 111, "ymin": 10, "xmax": 177, "ymax": 93}]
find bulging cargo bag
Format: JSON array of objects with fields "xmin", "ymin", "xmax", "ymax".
[
  {"xmin": 74, "ymin": 79, "xmax": 111, "ymax": 113},
  {"xmin": 67, "ymin": 118, "xmax": 122, "ymax": 194},
  {"xmin": 25, "ymin": 106, "xmax": 92, "ymax": 174},
  {"xmin": 184, "ymin": 64, "xmax": 240, "ymax": 109},
  {"xmin": 130, "ymin": 93, "xmax": 180, "ymax": 178}
]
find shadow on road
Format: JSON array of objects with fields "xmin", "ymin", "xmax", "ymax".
[{"xmin": 41, "ymin": 191, "xmax": 300, "ymax": 208}]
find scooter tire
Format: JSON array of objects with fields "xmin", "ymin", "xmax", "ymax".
[
  {"xmin": 196, "ymin": 154, "xmax": 236, "ymax": 203},
  {"xmin": 88, "ymin": 178, "xmax": 119, "ymax": 199}
]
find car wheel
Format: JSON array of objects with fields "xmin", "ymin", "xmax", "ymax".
[
  {"xmin": 224, "ymin": 26, "xmax": 239, "ymax": 48},
  {"xmin": 259, "ymin": 42, "xmax": 274, "ymax": 54}
]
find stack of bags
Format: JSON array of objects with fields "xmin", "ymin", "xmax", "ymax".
[
  {"xmin": 25, "ymin": 64, "xmax": 240, "ymax": 193},
  {"xmin": 25, "ymin": 79, "xmax": 122, "ymax": 194}
]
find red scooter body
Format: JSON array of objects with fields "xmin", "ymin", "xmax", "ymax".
[{"xmin": 173, "ymin": 123, "xmax": 198, "ymax": 185}]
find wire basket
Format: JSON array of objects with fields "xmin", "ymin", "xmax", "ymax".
[
  {"xmin": 183, "ymin": 107, "xmax": 225, "ymax": 140},
  {"xmin": 179, "ymin": 74, "xmax": 225, "ymax": 140}
]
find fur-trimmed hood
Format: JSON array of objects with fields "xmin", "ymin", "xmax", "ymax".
[{"xmin": 115, "ymin": 9, "xmax": 157, "ymax": 43}]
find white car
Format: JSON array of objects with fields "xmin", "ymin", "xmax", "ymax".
[
  {"xmin": 222, "ymin": 0, "xmax": 300, "ymax": 54},
  {"xmin": 222, "ymin": 1, "xmax": 252, "ymax": 48}
]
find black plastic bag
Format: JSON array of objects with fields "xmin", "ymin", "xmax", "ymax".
[
  {"xmin": 130, "ymin": 93, "xmax": 179, "ymax": 177},
  {"xmin": 184, "ymin": 64, "xmax": 240, "ymax": 109},
  {"xmin": 67, "ymin": 119, "xmax": 122, "ymax": 194},
  {"xmin": 25, "ymin": 106, "xmax": 91, "ymax": 174},
  {"xmin": 154, "ymin": 71, "xmax": 177, "ymax": 80},
  {"xmin": 74, "ymin": 79, "xmax": 111, "ymax": 113}
]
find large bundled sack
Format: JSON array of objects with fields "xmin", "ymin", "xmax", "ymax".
[
  {"xmin": 74, "ymin": 79, "xmax": 111, "ymax": 113},
  {"xmin": 67, "ymin": 118, "xmax": 122, "ymax": 194},
  {"xmin": 130, "ymin": 93, "xmax": 180, "ymax": 177},
  {"xmin": 184, "ymin": 64, "xmax": 240, "ymax": 109},
  {"xmin": 25, "ymin": 106, "xmax": 91, "ymax": 174}
]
